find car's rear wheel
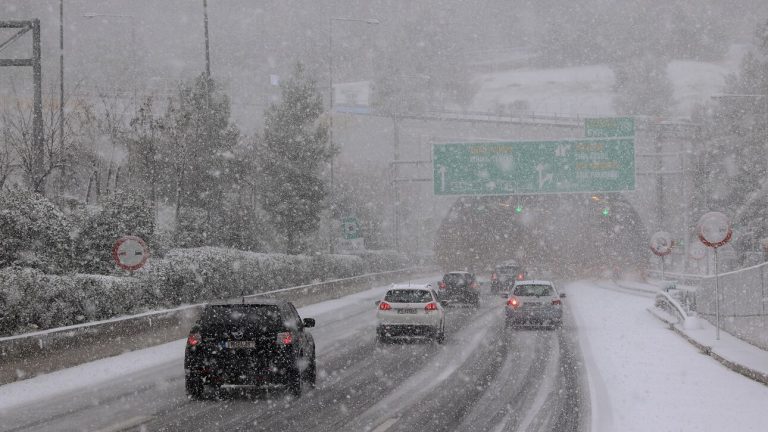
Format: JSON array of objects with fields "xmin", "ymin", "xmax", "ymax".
[
  {"xmin": 435, "ymin": 323, "xmax": 446, "ymax": 344},
  {"xmin": 304, "ymin": 356, "xmax": 317, "ymax": 388},
  {"xmin": 185, "ymin": 374, "xmax": 204, "ymax": 400},
  {"xmin": 288, "ymin": 368, "xmax": 302, "ymax": 397}
]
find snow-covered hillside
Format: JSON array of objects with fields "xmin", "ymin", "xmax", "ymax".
[{"xmin": 470, "ymin": 45, "xmax": 748, "ymax": 119}]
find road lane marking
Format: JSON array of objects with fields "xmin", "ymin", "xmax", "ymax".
[
  {"xmin": 371, "ymin": 418, "xmax": 399, "ymax": 432},
  {"xmin": 92, "ymin": 415, "xmax": 152, "ymax": 432}
]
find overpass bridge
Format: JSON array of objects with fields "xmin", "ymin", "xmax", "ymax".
[{"xmin": 333, "ymin": 108, "xmax": 699, "ymax": 270}]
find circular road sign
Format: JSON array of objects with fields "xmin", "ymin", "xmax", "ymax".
[
  {"xmin": 688, "ymin": 240, "xmax": 707, "ymax": 260},
  {"xmin": 650, "ymin": 231, "xmax": 674, "ymax": 256},
  {"xmin": 112, "ymin": 235, "xmax": 150, "ymax": 271},
  {"xmin": 697, "ymin": 212, "xmax": 732, "ymax": 248}
]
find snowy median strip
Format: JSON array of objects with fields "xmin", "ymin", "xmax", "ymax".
[
  {"xmin": 568, "ymin": 279, "xmax": 768, "ymax": 432},
  {"xmin": 608, "ymin": 278, "xmax": 768, "ymax": 387}
]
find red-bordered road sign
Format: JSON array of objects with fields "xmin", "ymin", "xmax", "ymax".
[
  {"xmin": 112, "ymin": 235, "xmax": 149, "ymax": 271},
  {"xmin": 650, "ymin": 231, "xmax": 674, "ymax": 257},
  {"xmin": 697, "ymin": 212, "xmax": 732, "ymax": 248}
]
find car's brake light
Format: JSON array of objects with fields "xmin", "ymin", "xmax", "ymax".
[
  {"xmin": 425, "ymin": 302, "xmax": 438, "ymax": 312},
  {"xmin": 378, "ymin": 301, "xmax": 392, "ymax": 311},
  {"xmin": 552, "ymin": 299, "xmax": 562, "ymax": 306},
  {"xmin": 438, "ymin": 281, "xmax": 446, "ymax": 289},
  {"xmin": 277, "ymin": 332, "xmax": 293, "ymax": 345},
  {"xmin": 187, "ymin": 332, "xmax": 201, "ymax": 347},
  {"xmin": 517, "ymin": 273, "xmax": 524, "ymax": 280},
  {"xmin": 507, "ymin": 296, "xmax": 520, "ymax": 308}
]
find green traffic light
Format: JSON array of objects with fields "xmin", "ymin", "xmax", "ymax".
[
  {"xmin": 515, "ymin": 205, "xmax": 523, "ymax": 213},
  {"xmin": 602, "ymin": 207, "xmax": 610, "ymax": 216}
]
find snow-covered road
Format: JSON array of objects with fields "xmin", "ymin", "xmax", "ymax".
[{"xmin": 2, "ymin": 279, "xmax": 766, "ymax": 432}]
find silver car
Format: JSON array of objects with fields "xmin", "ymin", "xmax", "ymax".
[{"xmin": 503, "ymin": 280, "xmax": 564, "ymax": 329}]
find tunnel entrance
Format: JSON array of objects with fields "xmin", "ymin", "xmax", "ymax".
[{"xmin": 434, "ymin": 194, "xmax": 648, "ymax": 278}]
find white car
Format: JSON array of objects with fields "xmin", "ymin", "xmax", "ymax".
[
  {"xmin": 503, "ymin": 280, "xmax": 564, "ymax": 329},
  {"xmin": 375, "ymin": 284, "xmax": 446, "ymax": 343}
]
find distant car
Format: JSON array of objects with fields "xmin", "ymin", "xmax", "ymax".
[
  {"xmin": 503, "ymin": 280, "xmax": 564, "ymax": 329},
  {"xmin": 438, "ymin": 271, "xmax": 480, "ymax": 306},
  {"xmin": 490, "ymin": 263, "xmax": 527, "ymax": 294},
  {"xmin": 184, "ymin": 298, "xmax": 316, "ymax": 399},
  {"xmin": 376, "ymin": 284, "xmax": 446, "ymax": 343}
]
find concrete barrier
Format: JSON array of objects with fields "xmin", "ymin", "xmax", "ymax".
[{"xmin": 0, "ymin": 267, "xmax": 433, "ymax": 385}]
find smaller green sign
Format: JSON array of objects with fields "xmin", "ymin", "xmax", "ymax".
[
  {"xmin": 341, "ymin": 217, "xmax": 360, "ymax": 240},
  {"xmin": 585, "ymin": 117, "xmax": 635, "ymax": 138}
]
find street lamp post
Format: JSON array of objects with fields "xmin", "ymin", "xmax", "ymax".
[{"xmin": 328, "ymin": 17, "xmax": 379, "ymax": 253}]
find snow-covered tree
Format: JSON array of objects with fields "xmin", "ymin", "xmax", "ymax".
[
  {"xmin": 74, "ymin": 191, "xmax": 154, "ymax": 274},
  {"xmin": 0, "ymin": 188, "xmax": 72, "ymax": 273},
  {"xmin": 158, "ymin": 74, "xmax": 239, "ymax": 227},
  {"xmin": 692, "ymin": 19, "xmax": 768, "ymax": 262},
  {"xmin": 258, "ymin": 63, "xmax": 332, "ymax": 254}
]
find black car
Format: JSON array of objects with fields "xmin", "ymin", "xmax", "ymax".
[
  {"xmin": 438, "ymin": 271, "xmax": 480, "ymax": 306},
  {"xmin": 490, "ymin": 263, "xmax": 527, "ymax": 294},
  {"xmin": 184, "ymin": 298, "xmax": 316, "ymax": 399}
]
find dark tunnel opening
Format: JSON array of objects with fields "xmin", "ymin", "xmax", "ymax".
[{"xmin": 434, "ymin": 194, "xmax": 649, "ymax": 279}]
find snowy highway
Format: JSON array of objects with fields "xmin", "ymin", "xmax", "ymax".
[
  {"xmin": 1, "ymin": 277, "xmax": 585, "ymax": 432},
  {"xmin": 4, "ymin": 277, "xmax": 768, "ymax": 432}
]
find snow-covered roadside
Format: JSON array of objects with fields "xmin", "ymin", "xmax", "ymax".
[
  {"xmin": 0, "ymin": 276, "xmax": 437, "ymax": 413},
  {"xmin": 568, "ymin": 280, "xmax": 768, "ymax": 432}
]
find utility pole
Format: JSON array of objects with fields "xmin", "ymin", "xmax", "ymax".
[
  {"xmin": 655, "ymin": 123, "xmax": 665, "ymax": 230},
  {"xmin": 203, "ymin": 0, "xmax": 211, "ymax": 78},
  {"xmin": 393, "ymin": 114, "xmax": 400, "ymax": 250},
  {"xmin": 59, "ymin": 1, "xmax": 65, "ymax": 195}
]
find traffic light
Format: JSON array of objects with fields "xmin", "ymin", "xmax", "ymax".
[
  {"xmin": 515, "ymin": 204, "xmax": 523, "ymax": 213},
  {"xmin": 602, "ymin": 207, "xmax": 610, "ymax": 216}
]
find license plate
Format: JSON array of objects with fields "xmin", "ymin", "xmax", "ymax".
[
  {"xmin": 225, "ymin": 340, "xmax": 256, "ymax": 349},
  {"xmin": 397, "ymin": 309, "xmax": 417, "ymax": 314}
]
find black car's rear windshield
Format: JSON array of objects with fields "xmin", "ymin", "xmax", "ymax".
[
  {"xmin": 385, "ymin": 289, "xmax": 433, "ymax": 303},
  {"xmin": 443, "ymin": 273, "xmax": 469, "ymax": 286},
  {"xmin": 201, "ymin": 305, "xmax": 283, "ymax": 332},
  {"xmin": 513, "ymin": 285, "xmax": 554, "ymax": 297}
]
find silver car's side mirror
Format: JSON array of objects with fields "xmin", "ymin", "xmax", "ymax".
[
  {"xmin": 375, "ymin": 300, "xmax": 381, "ymax": 306},
  {"xmin": 500, "ymin": 292, "xmax": 509, "ymax": 298},
  {"xmin": 559, "ymin": 293, "xmax": 566, "ymax": 298}
]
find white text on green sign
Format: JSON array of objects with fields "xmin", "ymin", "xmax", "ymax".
[
  {"xmin": 585, "ymin": 117, "xmax": 635, "ymax": 137},
  {"xmin": 432, "ymin": 139, "xmax": 635, "ymax": 196}
]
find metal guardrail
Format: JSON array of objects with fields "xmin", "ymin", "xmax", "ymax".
[
  {"xmin": 0, "ymin": 267, "xmax": 433, "ymax": 385},
  {"xmin": 646, "ymin": 270, "xmax": 703, "ymax": 288},
  {"xmin": 654, "ymin": 291, "xmax": 690, "ymax": 324}
]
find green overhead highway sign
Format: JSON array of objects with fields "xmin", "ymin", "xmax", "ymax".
[
  {"xmin": 585, "ymin": 117, "xmax": 635, "ymax": 137},
  {"xmin": 432, "ymin": 139, "xmax": 635, "ymax": 196}
]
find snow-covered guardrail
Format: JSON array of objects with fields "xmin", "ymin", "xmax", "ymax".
[
  {"xmin": 654, "ymin": 291, "xmax": 689, "ymax": 323},
  {"xmin": 0, "ymin": 267, "xmax": 433, "ymax": 385},
  {"xmin": 646, "ymin": 270, "xmax": 703, "ymax": 288}
]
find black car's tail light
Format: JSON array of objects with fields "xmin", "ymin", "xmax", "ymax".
[
  {"xmin": 276, "ymin": 332, "xmax": 293, "ymax": 345},
  {"xmin": 187, "ymin": 332, "xmax": 202, "ymax": 347}
]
